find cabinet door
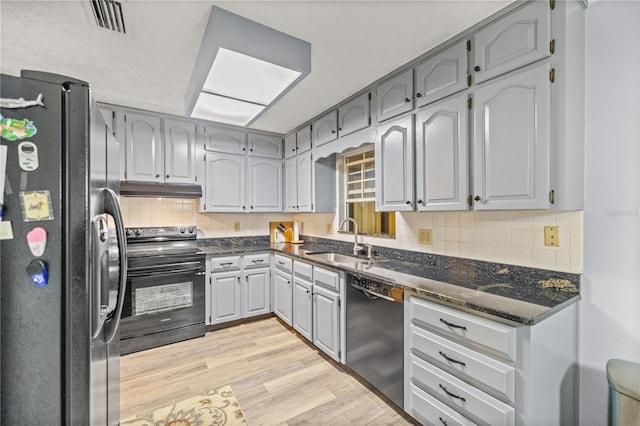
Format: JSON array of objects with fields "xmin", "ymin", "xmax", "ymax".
[
  {"xmin": 313, "ymin": 110, "xmax": 338, "ymax": 147},
  {"xmin": 338, "ymin": 92, "xmax": 370, "ymax": 137},
  {"xmin": 284, "ymin": 133, "xmax": 297, "ymax": 159},
  {"xmin": 211, "ymin": 271, "xmax": 242, "ymax": 324},
  {"xmin": 376, "ymin": 69, "xmax": 414, "ymax": 122},
  {"xmin": 472, "ymin": 63, "xmax": 550, "ymax": 210},
  {"xmin": 293, "ymin": 277, "xmax": 313, "ymax": 342},
  {"xmin": 247, "ymin": 157, "xmax": 282, "ymax": 212},
  {"xmin": 273, "ymin": 270, "xmax": 292, "ymax": 326},
  {"xmin": 473, "ymin": 0, "xmax": 551, "ymax": 84},
  {"xmin": 375, "ymin": 114, "xmax": 414, "ymax": 211},
  {"xmin": 415, "ymin": 40, "xmax": 468, "ymax": 107},
  {"xmin": 248, "ymin": 133, "xmax": 283, "ymax": 159},
  {"xmin": 313, "ymin": 285, "xmax": 340, "ymax": 362},
  {"xmin": 124, "ymin": 111, "xmax": 163, "ymax": 182},
  {"xmin": 204, "ymin": 153, "xmax": 246, "ymax": 212},
  {"xmin": 296, "ymin": 151, "xmax": 313, "ymax": 212},
  {"xmin": 296, "ymin": 125, "xmax": 312, "ymax": 153},
  {"xmin": 415, "ymin": 94, "xmax": 468, "ymax": 211},
  {"xmin": 244, "ymin": 268, "xmax": 270, "ymax": 318},
  {"xmin": 284, "ymin": 157, "xmax": 298, "ymax": 212},
  {"xmin": 203, "ymin": 125, "xmax": 247, "ymax": 154},
  {"xmin": 164, "ymin": 118, "xmax": 197, "ymax": 184}
]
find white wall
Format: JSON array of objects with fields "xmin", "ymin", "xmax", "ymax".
[{"xmin": 581, "ymin": 1, "xmax": 640, "ymax": 424}]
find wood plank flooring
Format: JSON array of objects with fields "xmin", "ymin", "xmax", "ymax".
[{"xmin": 120, "ymin": 317, "xmax": 415, "ymax": 425}]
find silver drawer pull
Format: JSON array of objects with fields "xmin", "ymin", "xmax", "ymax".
[
  {"xmin": 440, "ymin": 318, "xmax": 467, "ymax": 331},
  {"xmin": 439, "ymin": 351, "xmax": 466, "ymax": 367},
  {"xmin": 160, "ymin": 318, "xmax": 171, "ymax": 322},
  {"xmin": 439, "ymin": 417, "xmax": 448, "ymax": 426},
  {"xmin": 439, "ymin": 384, "xmax": 466, "ymax": 402},
  {"xmin": 220, "ymin": 262, "xmax": 233, "ymax": 267},
  {"xmin": 252, "ymin": 259, "xmax": 264, "ymax": 264}
]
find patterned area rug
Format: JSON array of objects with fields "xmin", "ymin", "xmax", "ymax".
[{"xmin": 121, "ymin": 385, "xmax": 248, "ymax": 426}]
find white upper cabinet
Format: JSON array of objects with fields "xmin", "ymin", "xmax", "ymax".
[
  {"xmin": 296, "ymin": 125, "xmax": 312, "ymax": 153},
  {"xmin": 202, "ymin": 125, "xmax": 247, "ymax": 155},
  {"xmin": 284, "ymin": 133, "xmax": 297, "ymax": 159},
  {"xmin": 415, "ymin": 93, "xmax": 469, "ymax": 211},
  {"xmin": 313, "ymin": 110, "xmax": 338, "ymax": 147},
  {"xmin": 164, "ymin": 118, "xmax": 197, "ymax": 184},
  {"xmin": 376, "ymin": 69, "xmax": 414, "ymax": 122},
  {"xmin": 284, "ymin": 157, "xmax": 298, "ymax": 212},
  {"xmin": 204, "ymin": 153, "xmax": 246, "ymax": 212},
  {"xmin": 296, "ymin": 151, "xmax": 314, "ymax": 212},
  {"xmin": 338, "ymin": 92, "xmax": 370, "ymax": 137},
  {"xmin": 472, "ymin": 0, "xmax": 551, "ymax": 84},
  {"xmin": 247, "ymin": 133, "xmax": 282, "ymax": 159},
  {"xmin": 472, "ymin": 62, "xmax": 550, "ymax": 210},
  {"xmin": 415, "ymin": 40, "xmax": 468, "ymax": 107},
  {"xmin": 375, "ymin": 114, "xmax": 415, "ymax": 212},
  {"xmin": 246, "ymin": 157, "xmax": 282, "ymax": 212},
  {"xmin": 124, "ymin": 112, "xmax": 163, "ymax": 182}
]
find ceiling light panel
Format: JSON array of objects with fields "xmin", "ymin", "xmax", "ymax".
[
  {"xmin": 204, "ymin": 48, "xmax": 301, "ymax": 105},
  {"xmin": 191, "ymin": 92, "xmax": 264, "ymax": 126}
]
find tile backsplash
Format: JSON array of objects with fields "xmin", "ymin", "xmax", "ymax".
[{"xmin": 120, "ymin": 197, "xmax": 583, "ymax": 274}]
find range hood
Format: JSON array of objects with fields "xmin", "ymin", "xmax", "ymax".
[{"xmin": 119, "ymin": 181, "xmax": 203, "ymax": 198}]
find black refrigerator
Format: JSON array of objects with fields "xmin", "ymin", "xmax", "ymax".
[{"xmin": 0, "ymin": 71, "xmax": 127, "ymax": 424}]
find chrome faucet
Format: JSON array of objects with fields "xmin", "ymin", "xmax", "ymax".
[{"xmin": 339, "ymin": 217, "xmax": 364, "ymax": 255}]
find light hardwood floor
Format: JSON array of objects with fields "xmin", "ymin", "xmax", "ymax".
[{"xmin": 120, "ymin": 317, "xmax": 415, "ymax": 425}]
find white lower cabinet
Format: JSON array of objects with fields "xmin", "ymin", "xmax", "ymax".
[
  {"xmin": 405, "ymin": 295, "xmax": 578, "ymax": 426},
  {"xmin": 273, "ymin": 254, "xmax": 293, "ymax": 326},
  {"xmin": 207, "ymin": 253, "xmax": 271, "ymax": 325},
  {"xmin": 312, "ymin": 266, "xmax": 342, "ymax": 363},
  {"xmin": 292, "ymin": 261, "xmax": 313, "ymax": 342}
]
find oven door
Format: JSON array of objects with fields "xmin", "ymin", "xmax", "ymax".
[{"xmin": 121, "ymin": 267, "xmax": 205, "ymax": 340}]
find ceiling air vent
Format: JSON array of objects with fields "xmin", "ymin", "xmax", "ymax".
[{"xmin": 90, "ymin": 0, "xmax": 126, "ymax": 34}]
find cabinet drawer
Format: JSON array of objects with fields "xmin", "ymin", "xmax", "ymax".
[
  {"xmin": 274, "ymin": 254, "xmax": 293, "ymax": 273},
  {"xmin": 293, "ymin": 261, "xmax": 313, "ymax": 282},
  {"xmin": 409, "ymin": 297, "xmax": 516, "ymax": 361},
  {"xmin": 244, "ymin": 253, "xmax": 270, "ymax": 269},
  {"xmin": 408, "ymin": 383, "xmax": 477, "ymax": 426},
  {"xmin": 211, "ymin": 256, "xmax": 241, "ymax": 271},
  {"xmin": 409, "ymin": 354, "xmax": 515, "ymax": 425},
  {"xmin": 409, "ymin": 325, "xmax": 515, "ymax": 403},
  {"xmin": 313, "ymin": 266, "xmax": 340, "ymax": 292}
]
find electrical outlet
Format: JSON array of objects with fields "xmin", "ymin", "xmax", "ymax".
[
  {"xmin": 233, "ymin": 222, "xmax": 240, "ymax": 232},
  {"xmin": 418, "ymin": 229, "xmax": 433, "ymax": 245},
  {"xmin": 326, "ymin": 223, "xmax": 333, "ymax": 234},
  {"xmin": 544, "ymin": 226, "xmax": 559, "ymax": 246}
]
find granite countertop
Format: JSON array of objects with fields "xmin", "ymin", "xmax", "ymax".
[{"xmin": 198, "ymin": 237, "xmax": 580, "ymax": 326}]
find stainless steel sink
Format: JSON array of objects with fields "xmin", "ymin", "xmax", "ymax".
[{"xmin": 305, "ymin": 252, "xmax": 367, "ymax": 264}]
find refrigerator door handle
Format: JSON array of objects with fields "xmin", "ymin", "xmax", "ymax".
[
  {"xmin": 91, "ymin": 215, "xmax": 112, "ymax": 338},
  {"xmin": 102, "ymin": 187, "xmax": 128, "ymax": 344}
]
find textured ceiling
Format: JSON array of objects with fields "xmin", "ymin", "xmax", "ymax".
[{"xmin": 0, "ymin": 0, "xmax": 514, "ymax": 134}]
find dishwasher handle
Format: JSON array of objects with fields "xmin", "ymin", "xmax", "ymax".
[{"xmin": 350, "ymin": 280, "xmax": 401, "ymax": 303}]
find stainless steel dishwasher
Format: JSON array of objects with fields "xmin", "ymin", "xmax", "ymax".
[{"xmin": 346, "ymin": 274, "xmax": 404, "ymax": 409}]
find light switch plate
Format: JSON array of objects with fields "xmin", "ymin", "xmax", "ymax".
[
  {"xmin": 419, "ymin": 229, "xmax": 433, "ymax": 245},
  {"xmin": 544, "ymin": 226, "xmax": 559, "ymax": 246}
]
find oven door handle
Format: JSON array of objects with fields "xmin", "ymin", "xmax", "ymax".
[
  {"xmin": 103, "ymin": 188, "xmax": 128, "ymax": 344},
  {"xmin": 127, "ymin": 262, "xmax": 206, "ymax": 277}
]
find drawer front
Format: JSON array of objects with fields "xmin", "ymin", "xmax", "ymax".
[
  {"xmin": 409, "ymin": 325, "xmax": 515, "ymax": 403},
  {"xmin": 211, "ymin": 256, "xmax": 241, "ymax": 271},
  {"xmin": 244, "ymin": 253, "xmax": 270, "ymax": 269},
  {"xmin": 410, "ymin": 297, "xmax": 516, "ymax": 361},
  {"xmin": 409, "ymin": 354, "xmax": 515, "ymax": 425},
  {"xmin": 313, "ymin": 266, "xmax": 340, "ymax": 292},
  {"xmin": 408, "ymin": 383, "xmax": 477, "ymax": 426},
  {"xmin": 273, "ymin": 254, "xmax": 293, "ymax": 273},
  {"xmin": 293, "ymin": 260, "xmax": 313, "ymax": 282}
]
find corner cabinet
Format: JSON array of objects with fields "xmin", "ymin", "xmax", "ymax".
[
  {"xmin": 204, "ymin": 153, "xmax": 246, "ymax": 212},
  {"xmin": 415, "ymin": 93, "xmax": 469, "ymax": 211},
  {"xmin": 246, "ymin": 157, "xmax": 282, "ymax": 212},
  {"xmin": 375, "ymin": 114, "xmax": 415, "ymax": 212},
  {"xmin": 471, "ymin": 62, "xmax": 550, "ymax": 210}
]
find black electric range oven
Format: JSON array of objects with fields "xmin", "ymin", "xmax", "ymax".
[{"xmin": 120, "ymin": 226, "xmax": 205, "ymax": 355}]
